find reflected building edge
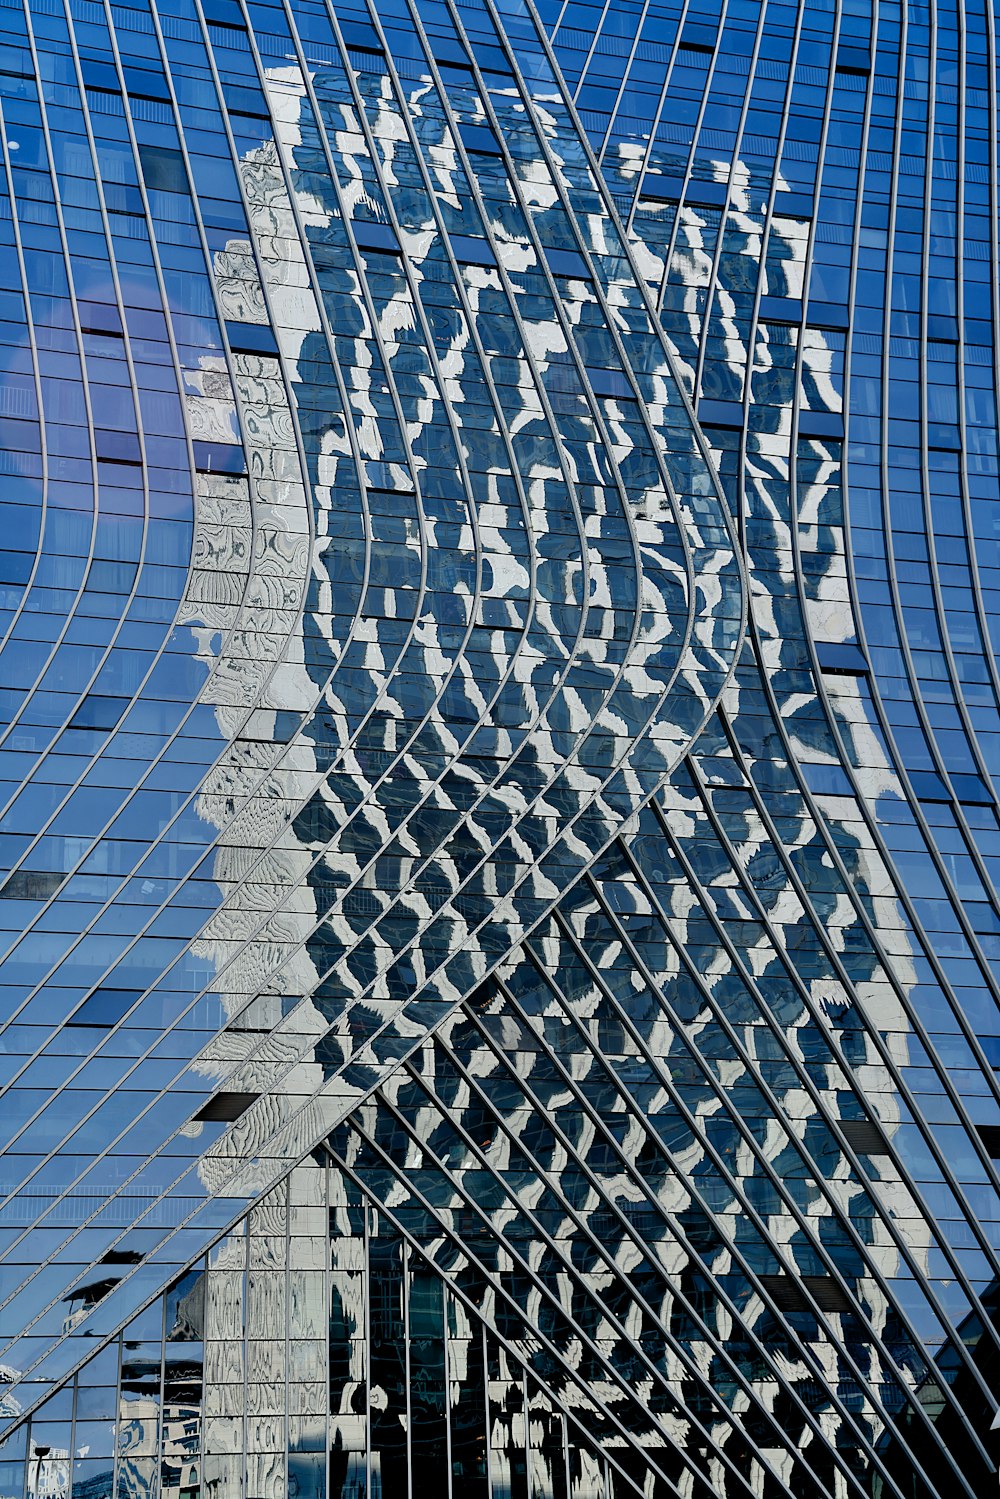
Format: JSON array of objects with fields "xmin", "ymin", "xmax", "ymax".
[{"xmin": 0, "ymin": 0, "xmax": 995, "ymax": 1496}]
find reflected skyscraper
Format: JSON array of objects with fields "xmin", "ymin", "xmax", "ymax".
[{"xmin": 0, "ymin": 0, "xmax": 996, "ymax": 1494}]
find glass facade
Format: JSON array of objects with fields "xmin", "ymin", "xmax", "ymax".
[{"xmin": 0, "ymin": 0, "xmax": 997, "ymax": 1493}]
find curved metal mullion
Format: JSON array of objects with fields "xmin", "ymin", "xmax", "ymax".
[
  {"xmin": 839, "ymin": 0, "xmax": 1000, "ymax": 1100},
  {"xmin": 611, "ymin": 0, "xmax": 696, "ymax": 240},
  {"xmin": 398, "ymin": 1032, "xmax": 836, "ymax": 1499},
  {"xmin": 350, "ymin": 1065, "xmax": 768, "ymax": 1499},
  {"xmin": 249, "ymin": 0, "xmax": 440, "ymax": 739},
  {"xmin": 592, "ymin": 0, "xmax": 654, "ymax": 167},
  {"xmin": 564, "ymin": 0, "xmax": 614, "ymax": 109},
  {"xmin": 908, "ymin": 0, "xmax": 1000, "ymax": 819},
  {"xmin": 0, "ymin": 0, "xmax": 737, "ymax": 1418},
  {"xmin": 411, "ymin": 991, "xmax": 886, "ymax": 1499},
  {"xmin": 83, "ymin": 2, "xmax": 671, "ymax": 1055},
  {"xmin": 741, "ymin": 0, "xmax": 844, "ymax": 603},
  {"xmin": 689, "ymin": 0, "xmax": 771, "ymax": 407},
  {"xmin": 13, "ymin": 0, "xmax": 155, "ymax": 761},
  {"xmin": 472, "ymin": 0, "xmax": 750, "ymax": 697},
  {"xmin": 485, "ymin": 960, "xmax": 905, "ymax": 1498},
  {"xmin": 642, "ymin": 776, "xmax": 1000, "ymax": 1448},
  {"xmin": 525, "ymin": 896, "xmax": 933, "ymax": 1496},
  {"xmin": 202, "ymin": 4, "xmax": 378, "ymax": 714},
  {"xmin": 0, "ymin": 544, "xmax": 731, "ymax": 1369},
  {"xmin": 787, "ymin": 0, "xmax": 1000, "ymax": 1174},
  {"xmin": 0, "ymin": 0, "xmax": 342, "ymax": 1184},
  {"xmin": 0, "ymin": 0, "xmax": 591, "ymax": 1251},
  {"xmin": 883, "ymin": 0, "xmax": 1000, "ymax": 957},
  {"xmin": 261, "ymin": 0, "xmax": 719, "ymax": 1048},
  {"xmin": 559, "ymin": 860, "xmax": 986, "ymax": 1495},
  {"xmin": 318, "ymin": 0, "xmax": 695, "ymax": 882},
  {"xmin": 904, "ymin": 0, "xmax": 1000, "ymax": 1014},
  {"xmin": 722, "ymin": 0, "xmax": 1000, "ymax": 1301},
  {"xmin": 164, "ymin": 0, "xmax": 731, "ymax": 941},
  {"xmin": 0, "ymin": 0, "xmax": 102, "ymax": 749},
  {"xmin": 3, "ymin": 5, "xmax": 994, "ymax": 1493},
  {"xmin": 409, "ymin": 0, "xmax": 693, "ymax": 688},
  {"xmin": 671, "ymin": 750, "xmax": 993, "ymax": 1304},
  {"xmin": 295, "ymin": 0, "xmax": 586, "ymax": 904},
  {"xmin": 0, "ymin": 0, "xmax": 503, "ymax": 1403},
  {"xmin": 946, "ymin": 0, "xmax": 1000, "ymax": 778},
  {"xmin": 0, "ymin": 0, "xmax": 363, "ymax": 1318},
  {"xmin": 510, "ymin": 909, "xmax": 927, "ymax": 1499},
  {"xmin": 385, "ymin": 1057, "xmax": 785, "ymax": 1499},
  {"xmin": 320, "ymin": 1134, "xmax": 655, "ymax": 1499},
  {"xmin": 747, "ymin": 14, "xmax": 1000, "ymax": 1426},
  {"xmin": 372, "ymin": 7, "xmax": 672, "ymax": 715},
  {"xmin": 797, "ymin": 0, "xmax": 1000, "ymax": 1194},
  {"xmin": 714, "ymin": 682, "xmax": 1000, "ymax": 1384},
  {"xmin": 983, "ymin": 0, "xmax": 1000, "ymax": 733},
  {"xmin": 0, "ymin": 0, "xmax": 292, "ymax": 1173},
  {"xmin": 0, "ymin": 152, "xmax": 354, "ymax": 1230},
  {"xmin": 300, "ymin": 8, "xmax": 547, "ymax": 707},
  {"xmin": 373, "ymin": 0, "xmax": 728, "ymax": 775},
  {"xmin": 720, "ymin": 0, "xmax": 813, "ymax": 562},
  {"xmin": 216, "ymin": 0, "xmax": 699, "ymax": 962},
  {"xmin": 0, "ymin": 97, "xmax": 48, "ymax": 664},
  {"xmin": 623, "ymin": 0, "xmax": 699, "ymax": 251},
  {"xmin": 0, "ymin": 0, "xmax": 339, "ymax": 1041},
  {"xmin": 545, "ymin": 0, "xmax": 574, "ymax": 47},
  {"xmin": 184, "ymin": 0, "xmax": 572, "ymax": 987},
  {"xmin": 791, "ymin": 0, "xmax": 1000, "ymax": 1223}
]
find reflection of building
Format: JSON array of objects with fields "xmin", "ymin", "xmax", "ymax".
[
  {"xmin": 26, "ymin": 1447, "xmax": 69, "ymax": 1499},
  {"xmin": 61, "ymin": 1472, "xmax": 115, "ymax": 1499},
  {"xmin": 0, "ymin": 0, "xmax": 997, "ymax": 1497},
  {"xmin": 871, "ymin": 1282, "xmax": 1000, "ymax": 1498},
  {"xmin": 60, "ymin": 1279, "xmax": 123, "ymax": 1338}
]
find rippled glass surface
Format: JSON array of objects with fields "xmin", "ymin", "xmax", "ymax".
[{"xmin": 0, "ymin": 0, "xmax": 996, "ymax": 1493}]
